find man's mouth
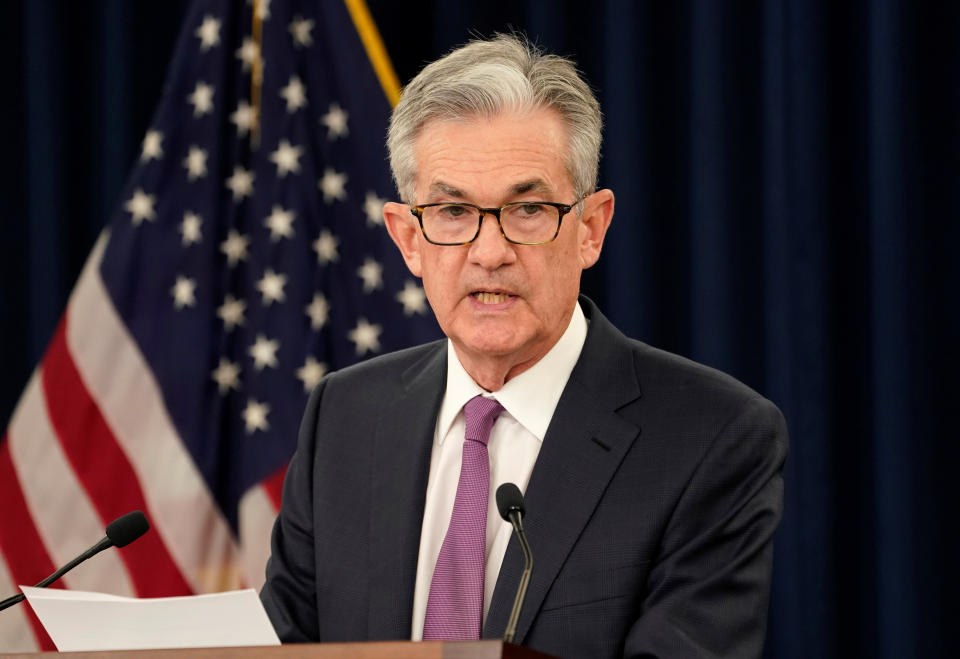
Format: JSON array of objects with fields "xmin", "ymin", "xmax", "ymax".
[{"xmin": 472, "ymin": 291, "xmax": 514, "ymax": 305}]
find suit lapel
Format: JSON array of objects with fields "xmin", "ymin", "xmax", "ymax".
[
  {"xmin": 484, "ymin": 300, "xmax": 643, "ymax": 642},
  {"xmin": 367, "ymin": 343, "xmax": 446, "ymax": 639}
]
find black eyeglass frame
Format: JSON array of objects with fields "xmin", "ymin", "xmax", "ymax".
[{"xmin": 408, "ymin": 199, "xmax": 584, "ymax": 246}]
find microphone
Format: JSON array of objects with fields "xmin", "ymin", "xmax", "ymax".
[
  {"xmin": 0, "ymin": 510, "xmax": 150, "ymax": 612},
  {"xmin": 496, "ymin": 483, "xmax": 533, "ymax": 645}
]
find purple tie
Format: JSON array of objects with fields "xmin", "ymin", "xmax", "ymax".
[{"xmin": 422, "ymin": 395, "xmax": 504, "ymax": 640}]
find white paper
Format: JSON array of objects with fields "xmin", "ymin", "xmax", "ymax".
[{"xmin": 21, "ymin": 586, "xmax": 280, "ymax": 652}]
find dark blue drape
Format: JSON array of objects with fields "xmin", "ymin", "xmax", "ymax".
[
  {"xmin": 2, "ymin": 2, "xmax": 957, "ymax": 657},
  {"xmin": 0, "ymin": 1, "xmax": 190, "ymax": 418}
]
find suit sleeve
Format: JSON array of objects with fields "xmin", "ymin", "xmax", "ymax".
[
  {"xmin": 259, "ymin": 380, "xmax": 326, "ymax": 642},
  {"xmin": 624, "ymin": 396, "xmax": 789, "ymax": 659}
]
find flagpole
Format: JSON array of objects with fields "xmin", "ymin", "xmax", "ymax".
[
  {"xmin": 250, "ymin": 0, "xmax": 264, "ymax": 148},
  {"xmin": 343, "ymin": 0, "xmax": 402, "ymax": 107}
]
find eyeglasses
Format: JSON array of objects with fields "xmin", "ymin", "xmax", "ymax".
[{"xmin": 408, "ymin": 199, "xmax": 583, "ymax": 246}]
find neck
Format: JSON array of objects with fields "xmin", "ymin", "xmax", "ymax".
[
  {"xmin": 451, "ymin": 302, "xmax": 581, "ymax": 391},
  {"xmin": 452, "ymin": 324, "xmax": 570, "ymax": 391},
  {"xmin": 455, "ymin": 352, "xmax": 542, "ymax": 392}
]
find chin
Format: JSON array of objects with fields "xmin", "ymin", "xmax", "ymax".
[{"xmin": 456, "ymin": 325, "xmax": 528, "ymax": 359}]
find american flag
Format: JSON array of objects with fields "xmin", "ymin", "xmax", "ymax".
[{"xmin": 0, "ymin": 0, "xmax": 439, "ymax": 650}]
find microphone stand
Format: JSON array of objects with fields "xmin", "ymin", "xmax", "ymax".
[
  {"xmin": 503, "ymin": 508, "xmax": 533, "ymax": 644},
  {"xmin": 0, "ymin": 537, "xmax": 111, "ymax": 612}
]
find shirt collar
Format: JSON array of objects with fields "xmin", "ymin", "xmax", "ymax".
[{"xmin": 435, "ymin": 301, "xmax": 588, "ymax": 444}]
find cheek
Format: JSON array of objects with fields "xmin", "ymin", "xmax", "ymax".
[
  {"xmin": 537, "ymin": 245, "xmax": 583, "ymax": 310},
  {"xmin": 420, "ymin": 251, "xmax": 464, "ymax": 310}
]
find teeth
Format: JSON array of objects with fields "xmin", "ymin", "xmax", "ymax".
[{"xmin": 474, "ymin": 292, "xmax": 509, "ymax": 304}]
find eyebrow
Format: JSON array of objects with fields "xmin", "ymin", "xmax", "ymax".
[
  {"xmin": 427, "ymin": 179, "xmax": 556, "ymax": 202},
  {"xmin": 428, "ymin": 182, "xmax": 466, "ymax": 199},
  {"xmin": 509, "ymin": 179, "xmax": 555, "ymax": 197}
]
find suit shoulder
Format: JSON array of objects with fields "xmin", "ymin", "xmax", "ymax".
[
  {"xmin": 617, "ymin": 338, "xmax": 787, "ymax": 470},
  {"xmin": 629, "ymin": 339, "xmax": 762, "ymax": 402},
  {"xmin": 301, "ymin": 339, "xmax": 445, "ymax": 433},
  {"xmin": 616, "ymin": 336, "xmax": 786, "ymax": 438},
  {"xmin": 577, "ymin": 297, "xmax": 780, "ymax": 424},
  {"xmin": 323, "ymin": 339, "xmax": 445, "ymax": 388}
]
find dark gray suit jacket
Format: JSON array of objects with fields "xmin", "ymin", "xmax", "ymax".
[{"xmin": 260, "ymin": 297, "xmax": 788, "ymax": 658}]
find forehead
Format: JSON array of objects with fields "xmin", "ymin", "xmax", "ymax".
[{"xmin": 412, "ymin": 108, "xmax": 573, "ymax": 201}]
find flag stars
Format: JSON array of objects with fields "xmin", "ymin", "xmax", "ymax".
[
  {"xmin": 125, "ymin": 188, "xmax": 156, "ymax": 226},
  {"xmin": 188, "ymin": 81, "xmax": 215, "ymax": 117},
  {"xmin": 225, "ymin": 166, "xmax": 255, "ymax": 200},
  {"xmin": 249, "ymin": 334, "xmax": 280, "ymax": 370},
  {"xmin": 313, "ymin": 230, "xmax": 340, "ymax": 264},
  {"xmin": 183, "ymin": 145, "xmax": 208, "ymax": 180},
  {"xmin": 217, "ymin": 295, "xmax": 246, "ymax": 330},
  {"xmin": 230, "ymin": 101, "xmax": 257, "ymax": 136},
  {"xmin": 357, "ymin": 258, "xmax": 383, "ymax": 293},
  {"xmin": 180, "ymin": 211, "xmax": 203, "ymax": 245},
  {"xmin": 265, "ymin": 205, "xmax": 295, "ymax": 241},
  {"xmin": 320, "ymin": 103, "xmax": 348, "ymax": 140},
  {"xmin": 289, "ymin": 16, "xmax": 314, "ymax": 48},
  {"xmin": 256, "ymin": 268, "xmax": 287, "ymax": 305},
  {"xmin": 140, "ymin": 130, "xmax": 163, "ymax": 161},
  {"xmin": 396, "ymin": 280, "xmax": 428, "ymax": 315},
  {"xmin": 269, "ymin": 139, "xmax": 303, "ymax": 177},
  {"xmin": 211, "ymin": 358, "xmax": 241, "ymax": 394},
  {"xmin": 348, "ymin": 318, "xmax": 382, "ymax": 355},
  {"xmin": 296, "ymin": 356, "xmax": 327, "ymax": 392},
  {"xmin": 305, "ymin": 293, "xmax": 329, "ymax": 329},
  {"xmin": 363, "ymin": 191, "xmax": 386, "ymax": 226},
  {"xmin": 221, "ymin": 230, "xmax": 250, "ymax": 266},
  {"xmin": 235, "ymin": 38, "xmax": 260, "ymax": 72},
  {"xmin": 280, "ymin": 75, "xmax": 307, "ymax": 112},
  {"xmin": 319, "ymin": 168, "xmax": 347, "ymax": 203},
  {"xmin": 242, "ymin": 399, "xmax": 271, "ymax": 434},
  {"xmin": 195, "ymin": 15, "xmax": 221, "ymax": 51},
  {"xmin": 171, "ymin": 275, "xmax": 197, "ymax": 309}
]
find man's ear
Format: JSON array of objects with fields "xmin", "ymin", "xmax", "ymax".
[
  {"xmin": 383, "ymin": 202, "xmax": 423, "ymax": 277},
  {"xmin": 577, "ymin": 189, "xmax": 615, "ymax": 269}
]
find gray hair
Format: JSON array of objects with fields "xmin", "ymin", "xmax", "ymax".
[{"xmin": 387, "ymin": 34, "xmax": 602, "ymax": 203}]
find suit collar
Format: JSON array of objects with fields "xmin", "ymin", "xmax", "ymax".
[
  {"xmin": 483, "ymin": 296, "xmax": 643, "ymax": 642},
  {"xmin": 570, "ymin": 295, "xmax": 643, "ymax": 410},
  {"xmin": 367, "ymin": 343, "xmax": 446, "ymax": 639}
]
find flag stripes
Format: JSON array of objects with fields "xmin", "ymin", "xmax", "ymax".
[
  {"xmin": 42, "ymin": 320, "xmax": 194, "ymax": 598},
  {"xmin": 66, "ymin": 236, "xmax": 243, "ymax": 594},
  {"xmin": 0, "ymin": 442, "xmax": 57, "ymax": 650},
  {"xmin": 262, "ymin": 464, "xmax": 288, "ymax": 510},
  {"xmin": 6, "ymin": 373, "xmax": 135, "ymax": 597},
  {"xmin": 0, "ymin": 240, "xmax": 245, "ymax": 651},
  {"xmin": 0, "ymin": 552, "xmax": 41, "ymax": 651},
  {"xmin": 0, "ymin": 443, "xmax": 58, "ymax": 590},
  {"xmin": 238, "ymin": 484, "xmax": 279, "ymax": 590}
]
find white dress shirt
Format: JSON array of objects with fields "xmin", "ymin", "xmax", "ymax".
[{"xmin": 410, "ymin": 302, "xmax": 588, "ymax": 640}]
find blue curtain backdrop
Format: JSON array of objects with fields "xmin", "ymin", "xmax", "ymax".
[{"xmin": 1, "ymin": 2, "xmax": 957, "ymax": 657}]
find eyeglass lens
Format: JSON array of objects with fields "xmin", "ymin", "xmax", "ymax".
[{"xmin": 421, "ymin": 203, "xmax": 560, "ymax": 244}]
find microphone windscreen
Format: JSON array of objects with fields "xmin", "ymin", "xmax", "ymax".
[
  {"xmin": 496, "ymin": 482, "xmax": 525, "ymax": 521},
  {"xmin": 105, "ymin": 511, "xmax": 150, "ymax": 548}
]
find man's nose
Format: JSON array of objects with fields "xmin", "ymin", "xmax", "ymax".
[{"xmin": 468, "ymin": 212, "xmax": 515, "ymax": 269}]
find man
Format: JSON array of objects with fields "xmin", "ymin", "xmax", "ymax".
[{"xmin": 260, "ymin": 34, "xmax": 788, "ymax": 658}]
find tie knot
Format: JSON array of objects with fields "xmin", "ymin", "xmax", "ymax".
[{"xmin": 463, "ymin": 395, "xmax": 503, "ymax": 445}]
